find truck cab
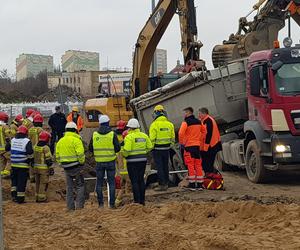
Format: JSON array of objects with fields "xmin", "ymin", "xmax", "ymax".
[{"xmin": 242, "ymin": 46, "xmax": 300, "ymax": 182}]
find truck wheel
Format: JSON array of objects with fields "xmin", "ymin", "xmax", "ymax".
[
  {"xmin": 245, "ymin": 140, "xmax": 267, "ymax": 183},
  {"xmin": 172, "ymin": 154, "xmax": 186, "ymax": 181}
]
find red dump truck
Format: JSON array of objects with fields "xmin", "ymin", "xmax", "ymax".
[{"xmin": 131, "ymin": 46, "xmax": 300, "ymax": 183}]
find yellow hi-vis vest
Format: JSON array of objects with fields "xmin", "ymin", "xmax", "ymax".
[
  {"xmin": 93, "ymin": 131, "xmax": 116, "ymax": 163},
  {"xmin": 123, "ymin": 129, "xmax": 153, "ymax": 163},
  {"xmin": 34, "ymin": 145, "xmax": 52, "ymax": 170},
  {"xmin": 149, "ymin": 116, "xmax": 175, "ymax": 150}
]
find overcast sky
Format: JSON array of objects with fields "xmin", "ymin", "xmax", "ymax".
[{"xmin": 0, "ymin": 0, "xmax": 298, "ymax": 77}]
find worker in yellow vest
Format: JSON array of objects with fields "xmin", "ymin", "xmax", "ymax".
[
  {"xmin": 149, "ymin": 105, "xmax": 175, "ymax": 191},
  {"xmin": 34, "ymin": 131, "xmax": 54, "ymax": 202},
  {"xmin": 122, "ymin": 118, "xmax": 152, "ymax": 205},
  {"xmin": 28, "ymin": 114, "xmax": 44, "ymax": 183},
  {"xmin": 89, "ymin": 115, "xmax": 120, "ymax": 209},
  {"xmin": 0, "ymin": 112, "xmax": 11, "ymax": 178},
  {"xmin": 56, "ymin": 122, "xmax": 85, "ymax": 211}
]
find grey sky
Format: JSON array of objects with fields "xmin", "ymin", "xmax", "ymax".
[{"xmin": 0, "ymin": 0, "xmax": 298, "ymax": 76}]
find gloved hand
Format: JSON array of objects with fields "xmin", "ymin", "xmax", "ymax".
[{"xmin": 49, "ymin": 168, "xmax": 55, "ymax": 176}]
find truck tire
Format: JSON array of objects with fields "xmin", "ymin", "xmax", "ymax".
[{"xmin": 245, "ymin": 140, "xmax": 267, "ymax": 183}]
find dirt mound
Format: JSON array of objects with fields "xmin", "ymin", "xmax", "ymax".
[
  {"xmin": 38, "ymin": 85, "xmax": 83, "ymax": 102},
  {"xmin": 4, "ymin": 201, "xmax": 300, "ymax": 249}
]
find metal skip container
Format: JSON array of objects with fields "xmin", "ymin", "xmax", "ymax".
[{"xmin": 131, "ymin": 61, "xmax": 249, "ymax": 133}]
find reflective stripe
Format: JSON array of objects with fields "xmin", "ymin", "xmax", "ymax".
[
  {"xmin": 120, "ymin": 171, "xmax": 128, "ymax": 175},
  {"xmin": 61, "ymin": 162, "xmax": 79, "ymax": 168},
  {"xmin": 94, "ymin": 154, "xmax": 116, "ymax": 158},
  {"xmin": 126, "ymin": 158, "xmax": 147, "ymax": 163},
  {"xmin": 12, "ymin": 163, "xmax": 29, "ymax": 169},
  {"xmin": 125, "ymin": 149, "xmax": 147, "ymax": 153},
  {"xmin": 154, "ymin": 147, "xmax": 170, "ymax": 150},
  {"xmin": 17, "ymin": 192, "xmax": 25, "ymax": 197},
  {"xmin": 94, "ymin": 148, "xmax": 115, "ymax": 152},
  {"xmin": 207, "ymin": 180, "xmax": 214, "ymax": 189},
  {"xmin": 11, "ymin": 186, "xmax": 16, "ymax": 192},
  {"xmin": 155, "ymin": 138, "xmax": 172, "ymax": 143},
  {"xmin": 34, "ymin": 164, "xmax": 48, "ymax": 170}
]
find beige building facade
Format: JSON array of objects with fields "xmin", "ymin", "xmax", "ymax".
[
  {"xmin": 16, "ymin": 54, "xmax": 54, "ymax": 81},
  {"xmin": 61, "ymin": 50, "xmax": 99, "ymax": 72}
]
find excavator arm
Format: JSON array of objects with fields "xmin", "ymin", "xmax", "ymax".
[
  {"xmin": 212, "ymin": 0, "xmax": 300, "ymax": 67},
  {"xmin": 131, "ymin": 0, "xmax": 204, "ymax": 97}
]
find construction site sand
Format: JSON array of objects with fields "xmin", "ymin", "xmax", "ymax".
[{"xmin": 4, "ymin": 200, "xmax": 300, "ymax": 250}]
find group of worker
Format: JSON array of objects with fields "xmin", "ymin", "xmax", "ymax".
[
  {"xmin": 0, "ymin": 109, "xmax": 53, "ymax": 203},
  {"xmin": 0, "ymin": 103, "xmax": 220, "ymax": 209}
]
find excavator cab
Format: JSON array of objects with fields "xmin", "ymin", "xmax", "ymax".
[{"xmin": 84, "ymin": 97, "xmax": 132, "ymax": 128}]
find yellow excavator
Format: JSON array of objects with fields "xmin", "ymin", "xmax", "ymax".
[{"xmin": 84, "ymin": 0, "xmax": 204, "ymax": 128}]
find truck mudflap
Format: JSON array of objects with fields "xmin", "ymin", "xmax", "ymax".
[{"xmin": 271, "ymin": 133, "xmax": 300, "ymax": 164}]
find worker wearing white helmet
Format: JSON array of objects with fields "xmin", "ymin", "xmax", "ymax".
[
  {"xmin": 56, "ymin": 121, "xmax": 85, "ymax": 211},
  {"xmin": 122, "ymin": 118, "xmax": 152, "ymax": 205},
  {"xmin": 89, "ymin": 115, "xmax": 120, "ymax": 209}
]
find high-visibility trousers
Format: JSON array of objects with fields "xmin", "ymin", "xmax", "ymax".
[
  {"xmin": 184, "ymin": 148, "xmax": 203, "ymax": 183},
  {"xmin": 35, "ymin": 169, "xmax": 49, "ymax": 202}
]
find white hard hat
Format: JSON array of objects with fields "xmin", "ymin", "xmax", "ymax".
[
  {"xmin": 99, "ymin": 115, "xmax": 110, "ymax": 124},
  {"xmin": 65, "ymin": 121, "xmax": 78, "ymax": 130},
  {"xmin": 127, "ymin": 118, "xmax": 140, "ymax": 129}
]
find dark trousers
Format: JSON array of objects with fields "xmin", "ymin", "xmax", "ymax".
[
  {"xmin": 127, "ymin": 161, "xmax": 146, "ymax": 205},
  {"xmin": 201, "ymin": 146, "xmax": 220, "ymax": 173},
  {"xmin": 64, "ymin": 166, "xmax": 85, "ymax": 210},
  {"xmin": 96, "ymin": 161, "xmax": 116, "ymax": 207},
  {"xmin": 11, "ymin": 167, "xmax": 29, "ymax": 203},
  {"xmin": 153, "ymin": 149, "xmax": 169, "ymax": 186},
  {"xmin": 50, "ymin": 130, "xmax": 64, "ymax": 154}
]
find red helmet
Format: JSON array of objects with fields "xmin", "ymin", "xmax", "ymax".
[
  {"xmin": 33, "ymin": 114, "xmax": 43, "ymax": 123},
  {"xmin": 26, "ymin": 109, "xmax": 35, "ymax": 118},
  {"xmin": 15, "ymin": 114, "xmax": 23, "ymax": 123},
  {"xmin": 18, "ymin": 125, "xmax": 28, "ymax": 135},
  {"xmin": 0, "ymin": 112, "xmax": 9, "ymax": 123},
  {"xmin": 117, "ymin": 120, "xmax": 127, "ymax": 130},
  {"xmin": 122, "ymin": 130, "xmax": 129, "ymax": 139},
  {"xmin": 39, "ymin": 131, "xmax": 51, "ymax": 142}
]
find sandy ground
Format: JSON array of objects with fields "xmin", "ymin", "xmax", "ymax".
[{"xmin": 3, "ymin": 168, "xmax": 300, "ymax": 249}]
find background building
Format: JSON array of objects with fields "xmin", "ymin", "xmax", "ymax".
[
  {"xmin": 16, "ymin": 54, "xmax": 54, "ymax": 81},
  {"xmin": 61, "ymin": 50, "xmax": 99, "ymax": 72},
  {"xmin": 99, "ymin": 72, "xmax": 132, "ymax": 96},
  {"xmin": 47, "ymin": 70, "xmax": 130, "ymax": 98},
  {"xmin": 155, "ymin": 49, "xmax": 168, "ymax": 74},
  {"xmin": 149, "ymin": 49, "xmax": 168, "ymax": 75}
]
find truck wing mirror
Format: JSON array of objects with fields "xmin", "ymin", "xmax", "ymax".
[{"xmin": 272, "ymin": 61, "xmax": 283, "ymax": 71}]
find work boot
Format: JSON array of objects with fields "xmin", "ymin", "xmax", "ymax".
[
  {"xmin": 154, "ymin": 185, "xmax": 168, "ymax": 192},
  {"xmin": 195, "ymin": 183, "xmax": 203, "ymax": 191},
  {"xmin": 109, "ymin": 205, "xmax": 117, "ymax": 209},
  {"xmin": 185, "ymin": 183, "xmax": 196, "ymax": 191}
]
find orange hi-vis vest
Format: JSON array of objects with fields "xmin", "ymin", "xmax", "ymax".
[{"xmin": 202, "ymin": 115, "xmax": 221, "ymax": 148}]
